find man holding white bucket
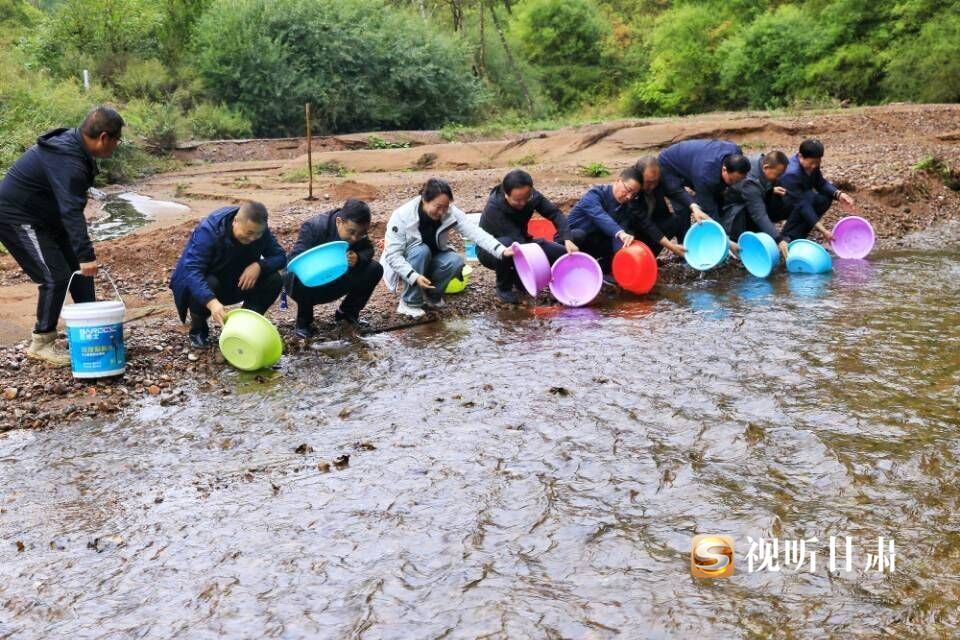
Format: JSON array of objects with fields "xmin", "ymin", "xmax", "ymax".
[
  {"xmin": 169, "ymin": 202, "xmax": 286, "ymax": 348},
  {"xmin": 0, "ymin": 106, "xmax": 124, "ymax": 366}
]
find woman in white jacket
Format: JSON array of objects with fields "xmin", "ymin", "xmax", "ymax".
[{"xmin": 383, "ymin": 178, "xmax": 515, "ymax": 317}]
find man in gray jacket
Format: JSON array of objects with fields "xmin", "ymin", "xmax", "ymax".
[{"xmin": 720, "ymin": 150, "xmax": 790, "ymax": 260}]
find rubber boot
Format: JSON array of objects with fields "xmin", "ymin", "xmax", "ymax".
[{"xmin": 26, "ymin": 331, "xmax": 71, "ymax": 367}]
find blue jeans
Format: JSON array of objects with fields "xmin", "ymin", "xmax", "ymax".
[{"xmin": 401, "ymin": 244, "xmax": 465, "ymax": 306}]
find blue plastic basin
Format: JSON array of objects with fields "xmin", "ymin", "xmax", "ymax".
[
  {"xmin": 786, "ymin": 239, "xmax": 832, "ymax": 274},
  {"xmin": 683, "ymin": 219, "xmax": 729, "ymax": 271},
  {"xmin": 739, "ymin": 231, "xmax": 780, "ymax": 278},
  {"xmin": 287, "ymin": 241, "xmax": 350, "ymax": 287}
]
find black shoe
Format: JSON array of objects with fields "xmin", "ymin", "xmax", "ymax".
[
  {"xmin": 189, "ymin": 328, "xmax": 211, "ymax": 349},
  {"xmin": 601, "ymin": 273, "xmax": 618, "ymax": 287},
  {"xmin": 335, "ymin": 309, "xmax": 370, "ymax": 329},
  {"xmin": 496, "ymin": 287, "xmax": 520, "ymax": 304},
  {"xmin": 294, "ymin": 323, "xmax": 317, "ymax": 339}
]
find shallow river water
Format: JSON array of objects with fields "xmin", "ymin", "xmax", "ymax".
[{"xmin": 1, "ymin": 246, "xmax": 958, "ymax": 639}]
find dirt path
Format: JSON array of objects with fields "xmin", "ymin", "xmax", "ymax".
[{"xmin": 2, "ymin": 103, "xmax": 959, "ymax": 431}]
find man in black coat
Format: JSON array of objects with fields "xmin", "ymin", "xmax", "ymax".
[
  {"xmin": 778, "ymin": 138, "xmax": 856, "ymax": 243},
  {"xmin": 721, "ymin": 150, "xmax": 791, "ymax": 260},
  {"xmin": 285, "ymin": 199, "xmax": 382, "ymax": 337},
  {"xmin": 478, "ymin": 169, "xmax": 577, "ymax": 303},
  {"xmin": 619, "ymin": 156, "xmax": 688, "ymax": 259},
  {"xmin": 0, "ymin": 106, "xmax": 123, "ymax": 366}
]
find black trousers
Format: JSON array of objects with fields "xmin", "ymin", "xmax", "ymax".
[
  {"xmin": 568, "ymin": 228, "xmax": 618, "ymax": 272},
  {"xmin": 781, "ymin": 193, "xmax": 833, "ymax": 242},
  {"xmin": 723, "ymin": 196, "xmax": 790, "ymax": 241},
  {"xmin": 286, "ymin": 260, "xmax": 383, "ymax": 325},
  {"xmin": 477, "ymin": 234, "xmax": 566, "ymax": 290},
  {"xmin": 635, "ymin": 210, "xmax": 692, "ymax": 257},
  {"xmin": 0, "ymin": 222, "xmax": 95, "ymax": 333},
  {"xmin": 188, "ymin": 270, "xmax": 283, "ymax": 329}
]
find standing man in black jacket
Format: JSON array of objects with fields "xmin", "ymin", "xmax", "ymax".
[
  {"xmin": 477, "ymin": 169, "xmax": 577, "ymax": 304},
  {"xmin": 619, "ymin": 156, "xmax": 687, "ymax": 259},
  {"xmin": 285, "ymin": 199, "xmax": 382, "ymax": 337},
  {"xmin": 0, "ymin": 106, "xmax": 123, "ymax": 366}
]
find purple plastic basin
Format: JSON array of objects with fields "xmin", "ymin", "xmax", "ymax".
[
  {"xmin": 549, "ymin": 252, "xmax": 602, "ymax": 307},
  {"xmin": 511, "ymin": 242, "xmax": 552, "ymax": 296},
  {"xmin": 831, "ymin": 216, "xmax": 875, "ymax": 259}
]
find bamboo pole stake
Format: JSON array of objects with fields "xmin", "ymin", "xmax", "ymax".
[{"xmin": 305, "ymin": 103, "xmax": 315, "ymax": 201}]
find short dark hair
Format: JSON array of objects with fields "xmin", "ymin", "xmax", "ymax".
[
  {"xmin": 634, "ymin": 155, "xmax": 660, "ymax": 175},
  {"xmin": 81, "ymin": 106, "xmax": 124, "ymax": 139},
  {"xmin": 762, "ymin": 150, "xmax": 789, "ymax": 168},
  {"xmin": 237, "ymin": 201, "xmax": 268, "ymax": 225},
  {"xmin": 421, "ymin": 178, "xmax": 454, "ymax": 203},
  {"xmin": 339, "ymin": 198, "xmax": 371, "ymax": 225},
  {"xmin": 723, "ymin": 154, "xmax": 751, "ymax": 175},
  {"xmin": 619, "ymin": 165, "xmax": 643, "ymax": 183},
  {"xmin": 502, "ymin": 169, "xmax": 534, "ymax": 195},
  {"xmin": 799, "ymin": 139, "xmax": 825, "ymax": 158}
]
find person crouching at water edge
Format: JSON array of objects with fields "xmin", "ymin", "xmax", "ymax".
[
  {"xmin": 478, "ymin": 169, "xmax": 578, "ymax": 304},
  {"xmin": 285, "ymin": 199, "xmax": 381, "ymax": 337},
  {"xmin": 778, "ymin": 138, "xmax": 856, "ymax": 244},
  {"xmin": 169, "ymin": 201, "xmax": 286, "ymax": 348},
  {"xmin": 0, "ymin": 106, "xmax": 124, "ymax": 366},
  {"xmin": 382, "ymin": 178, "xmax": 515, "ymax": 318},
  {"xmin": 565, "ymin": 165, "xmax": 644, "ymax": 275}
]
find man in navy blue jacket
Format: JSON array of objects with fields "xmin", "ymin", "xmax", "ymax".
[
  {"xmin": 285, "ymin": 199, "xmax": 381, "ymax": 337},
  {"xmin": 169, "ymin": 202, "xmax": 286, "ymax": 347},
  {"xmin": 658, "ymin": 139, "xmax": 751, "ymax": 224},
  {"xmin": 778, "ymin": 139, "xmax": 856, "ymax": 242},
  {"xmin": 567, "ymin": 165, "xmax": 643, "ymax": 273},
  {"xmin": 0, "ymin": 106, "xmax": 123, "ymax": 366}
]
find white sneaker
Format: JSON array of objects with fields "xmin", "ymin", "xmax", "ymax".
[{"xmin": 397, "ymin": 300, "xmax": 425, "ymax": 318}]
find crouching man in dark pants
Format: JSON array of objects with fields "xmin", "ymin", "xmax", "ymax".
[
  {"xmin": 285, "ymin": 198, "xmax": 382, "ymax": 337},
  {"xmin": 778, "ymin": 138, "xmax": 857, "ymax": 244},
  {"xmin": 170, "ymin": 201, "xmax": 286, "ymax": 348},
  {"xmin": 0, "ymin": 106, "xmax": 123, "ymax": 366},
  {"xmin": 477, "ymin": 169, "xmax": 577, "ymax": 303}
]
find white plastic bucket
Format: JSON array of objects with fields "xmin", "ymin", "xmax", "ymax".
[{"xmin": 61, "ymin": 271, "xmax": 126, "ymax": 378}]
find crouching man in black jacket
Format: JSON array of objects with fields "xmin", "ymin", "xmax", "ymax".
[
  {"xmin": 478, "ymin": 169, "xmax": 577, "ymax": 304},
  {"xmin": 285, "ymin": 199, "xmax": 381, "ymax": 337}
]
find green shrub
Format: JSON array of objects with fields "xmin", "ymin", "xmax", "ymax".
[
  {"xmin": 717, "ymin": 5, "xmax": 833, "ymax": 109},
  {"xmin": 191, "ymin": 0, "xmax": 483, "ymax": 136},
  {"xmin": 0, "ymin": 46, "xmax": 112, "ymax": 174},
  {"xmin": 187, "ymin": 103, "xmax": 252, "ymax": 140},
  {"xmin": 884, "ymin": 11, "xmax": 960, "ymax": 103},
  {"xmin": 123, "ymin": 99, "xmax": 187, "ymax": 151},
  {"xmin": 23, "ymin": 0, "xmax": 165, "ymax": 82},
  {"xmin": 513, "ymin": 0, "xmax": 613, "ymax": 110},
  {"xmin": 624, "ymin": 5, "xmax": 736, "ymax": 115},
  {"xmin": 114, "ymin": 58, "xmax": 175, "ymax": 100}
]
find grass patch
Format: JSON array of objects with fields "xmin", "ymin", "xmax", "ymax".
[
  {"xmin": 913, "ymin": 155, "xmax": 960, "ymax": 190},
  {"xmin": 580, "ymin": 162, "xmax": 611, "ymax": 178},
  {"xmin": 366, "ymin": 135, "xmax": 410, "ymax": 150},
  {"xmin": 509, "ymin": 154, "xmax": 538, "ymax": 167},
  {"xmin": 281, "ymin": 161, "xmax": 351, "ymax": 182}
]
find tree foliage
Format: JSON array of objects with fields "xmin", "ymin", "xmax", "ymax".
[{"xmin": 192, "ymin": 0, "xmax": 484, "ymax": 136}]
